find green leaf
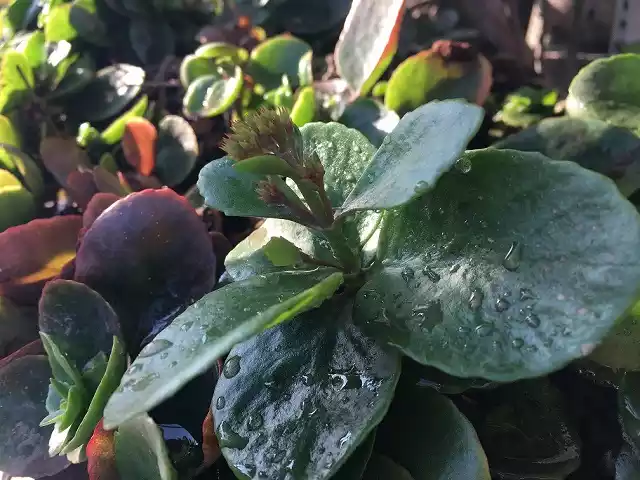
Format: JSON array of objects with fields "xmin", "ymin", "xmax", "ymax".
[
  {"xmin": 48, "ymin": 54, "xmax": 95, "ymax": 100},
  {"xmin": 44, "ymin": 4, "xmax": 77, "ymax": 42},
  {"xmin": 155, "ymin": 114, "xmax": 199, "ymax": 186},
  {"xmin": 233, "ymin": 154, "xmax": 298, "ymax": 178},
  {"xmin": 0, "ymin": 50, "xmax": 35, "ymax": 113},
  {"xmin": 339, "ymin": 100, "xmax": 483, "ymax": 215},
  {"xmin": 262, "ymin": 236, "xmax": 305, "ymax": 266},
  {"xmin": 0, "ymin": 356, "xmax": 69, "ymax": 478},
  {"xmin": 362, "ymin": 455, "xmax": 414, "ymax": 480},
  {"xmin": 197, "ymin": 157, "xmax": 300, "ymax": 220},
  {"xmin": 567, "ymin": 53, "xmax": 640, "ymax": 133},
  {"xmin": 375, "ymin": 385, "xmax": 490, "ymax": 479},
  {"xmin": 249, "ymin": 34, "xmax": 312, "ymax": 90},
  {"xmin": 17, "ymin": 31, "xmax": 46, "ymax": 69},
  {"xmin": 590, "ymin": 303, "xmax": 640, "ymax": 370},
  {"xmin": 68, "ymin": 64, "xmax": 145, "ymax": 122},
  {"xmin": 473, "ymin": 380, "xmax": 580, "ymax": 479},
  {"xmin": 183, "ymin": 66, "xmax": 243, "ymax": 118},
  {"xmin": 495, "ymin": 116, "xmax": 640, "ymax": 197},
  {"xmin": 0, "ymin": 142, "xmax": 44, "ymax": 197},
  {"xmin": 40, "ymin": 332, "xmax": 86, "ymax": 389},
  {"xmin": 333, "ymin": 432, "xmax": 376, "ymax": 480},
  {"xmin": 179, "ymin": 54, "xmax": 217, "ymax": 88},
  {"xmin": 39, "ymin": 279, "xmax": 121, "ymax": 371},
  {"xmin": 56, "ymin": 384, "xmax": 86, "ymax": 431},
  {"xmin": 115, "ymin": 413, "xmax": 178, "ymax": 480},
  {"xmin": 60, "ymin": 336, "xmax": 126, "ymax": 454},
  {"xmin": 401, "ymin": 360, "xmax": 494, "ymax": 395},
  {"xmin": 82, "ymin": 351, "xmax": 109, "ymax": 393},
  {"xmin": 69, "ymin": 0, "xmax": 109, "ymax": 46},
  {"xmin": 100, "ymin": 95, "xmax": 149, "ymax": 144},
  {"xmin": 335, "ymin": 0, "xmax": 403, "ymax": 95},
  {"xmin": 213, "ymin": 299, "xmax": 401, "ymax": 479},
  {"xmin": 291, "ymin": 85, "xmax": 315, "ymax": 127},
  {"xmin": 103, "ymin": 269, "xmax": 344, "ymax": 429},
  {"xmin": 0, "ymin": 169, "xmax": 35, "ymax": 232},
  {"xmin": 195, "ymin": 41, "xmax": 249, "ymax": 63},
  {"xmin": 620, "ymin": 372, "xmax": 640, "ymax": 453},
  {"xmin": 339, "ymin": 97, "xmax": 399, "ymax": 147},
  {"xmin": 129, "ymin": 18, "xmax": 175, "ymax": 66},
  {"xmin": 354, "ymin": 148, "xmax": 640, "ymax": 381}
]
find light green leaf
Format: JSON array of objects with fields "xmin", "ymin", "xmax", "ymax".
[
  {"xmin": 262, "ymin": 236, "xmax": 304, "ymax": 266},
  {"xmin": 0, "ymin": 50, "xmax": 35, "ymax": 113},
  {"xmin": 100, "ymin": 95, "xmax": 149, "ymax": 144},
  {"xmin": 339, "ymin": 100, "xmax": 483, "ymax": 215},
  {"xmin": 249, "ymin": 34, "xmax": 312, "ymax": 90},
  {"xmin": 195, "ymin": 41, "xmax": 248, "ymax": 63},
  {"xmin": 183, "ymin": 66, "xmax": 243, "ymax": 118},
  {"xmin": 376, "ymin": 385, "xmax": 490, "ymax": 479},
  {"xmin": 115, "ymin": 413, "xmax": 177, "ymax": 480},
  {"xmin": 179, "ymin": 54, "xmax": 216, "ymax": 88},
  {"xmin": 291, "ymin": 85, "xmax": 315, "ymax": 127},
  {"xmin": 354, "ymin": 148, "xmax": 640, "ymax": 381},
  {"xmin": 44, "ymin": 4, "xmax": 77, "ymax": 42},
  {"xmin": 213, "ymin": 299, "xmax": 401, "ymax": 479},
  {"xmin": 233, "ymin": 154, "xmax": 298, "ymax": 178},
  {"xmin": 0, "ymin": 169, "xmax": 35, "ymax": 232},
  {"xmin": 17, "ymin": 31, "xmax": 46, "ymax": 69},
  {"xmin": 567, "ymin": 53, "xmax": 640, "ymax": 133},
  {"xmin": 103, "ymin": 269, "xmax": 344, "ymax": 429}
]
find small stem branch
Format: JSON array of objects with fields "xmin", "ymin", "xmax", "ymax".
[{"xmin": 323, "ymin": 218, "xmax": 360, "ymax": 274}]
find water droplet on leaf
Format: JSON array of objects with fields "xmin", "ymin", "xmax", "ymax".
[
  {"xmin": 422, "ymin": 266, "xmax": 440, "ymax": 282},
  {"xmin": 138, "ymin": 339, "xmax": 173, "ymax": 357},
  {"xmin": 495, "ymin": 298, "xmax": 510, "ymax": 312},
  {"xmin": 247, "ymin": 413, "xmax": 263, "ymax": 431},
  {"xmin": 468, "ymin": 289, "xmax": 484, "ymax": 311},
  {"xmin": 475, "ymin": 323, "xmax": 494, "ymax": 337},
  {"xmin": 511, "ymin": 338, "xmax": 525, "ymax": 348},
  {"xmin": 456, "ymin": 157, "xmax": 472, "ymax": 173},
  {"xmin": 502, "ymin": 241, "xmax": 522, "ymax": 271},
  {"xmin": 223, "ymin": 356, "xmax": 241, "ymax": 378},
  {"xmin": 519, "ymin": 288, "xmax": 534, "ymax": 301},
  {"xmin": 525, "ymin": 313, "xmax": 541, "ymax": 328},
  {"xmin": 217, "ymin": 420, "xmax": 248, "ymax": 449},
  {"xmin": 401, "ymin": 266, "xmax": 415, "ymax": 283},
  {"xmin": 216, "ymin": 396, "xmax": 226, "ymax": 410}
]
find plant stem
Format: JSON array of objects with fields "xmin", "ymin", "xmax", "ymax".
[
  {"xmin": 297, "ymin": 180, "xmax": 333, "ymax": 228},
  {"xmin": 323, "ymin": 218, "xmax": 360, "ymax": 274}
]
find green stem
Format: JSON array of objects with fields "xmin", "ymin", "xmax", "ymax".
[
  {"xmin": 323, "ymin": 218, "xmax": 360, "ymax": 274},
  {"xmin": 297, "ymin": 180, "xmax": 333, "ymax": 228}
]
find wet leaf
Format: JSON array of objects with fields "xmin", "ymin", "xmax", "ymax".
[
  {"xmin": 39, "ymin": 280, "xmax": 121, "ymax": 370},
  {"xmin": 69, "ymin": 64, "xmax": 145, "ymax": 122},
  {"xmin": 385, "ymin": 42, "xmax": 493, "ymax": 115},
  {"xmin": 339, "ymin": 100, "xmax": 483, "ymax": 215},
  {"xmin": 183, "ymin": 66, "xmax": 243, "ymax": 118},
  {"xmin": 332, "ymin": 431, "xmax": 376, "ymax": 479},
  {"xmin": 567, "ymin": 53, "xmax": 640, "ymax": 133},
  {"xmin": 375, "ymin": 385, "xmax": 490, "ymax": 479},
  {"xmin": 474, "ymin": 380, "xmax": 580, "ymax": 479},
  {"xmin": 339, "ymin": 98, "xmax": 399, "ymax": 147},
  {"xmin": 494, "ymin": 116, "xmax": 640, "ymax": 197},
  {"xmin": 73, "ymin": 189, "xmax": 216, "ymax": 353},
  {"xmin": 248, "ymin": 34, "xmax": 312, "ymax": 90},
  {"xmin": 48, "ymin": 54, "xmax": 95, "ymax": 100},
  {"xmin": 0, "ymin": 169, "xmax": 35, "ymax": 232},
  {"xmin": 335, "ymin": 0, "xmax": 404, "ymax": 95},
  {"xmin": 179, "ymin": 54, "xmax": 217, "ymax": 88},
  {"xmin": 0, "ymin": 355, "xmax": 70, "ymax": 477},
  {"xmin": 103, "ymin": 269, "xmax": 343, "ymax": 428},
  {"xmin": 0, "ymin": 216, "xmax": 81, "ymax": 300},
  {"xmin": 115, "ymin": 413, "xmax": 178, "ymax": 480},
  {"xmin": 615, "ymin": 446, "xmax": 640, "ymax": 480},
  {"xmin": 155, "ymin": 115, "xmax": 199, "ymax": 186},
  {"xmin": 122, "ymin": 117, "xmax": 157, "ymax": 176},
  {"xmin": 213, "ymin": 299, "xmax": 401, "ymax": 479},
  {"xmin": 100, "ymin": 94, "xmax": 149, "ymax": 145},
  {"xmin": 354, "ymin": 148, "xmax": 640, "ymax": 381}
]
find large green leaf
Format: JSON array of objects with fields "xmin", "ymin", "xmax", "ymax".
[
  {"xmin": 339, "ymin": 100, "xmax": 483, "ymax": 215},
  {"xmin": 44, "ymin": 4, "xmax": 77, "ymax": 42},
  {"xmin": 0, "ymin": 50, "xmax": 35, "ymax": 113},
  {"xmin": 354, "ymin": 148, "xmax": 640, "ymax": 381},
  {"xmin": 213, "ymin": 299, "xmax": 401, "ymax": 479},
  {"xmin": 68, "ymin": 64, "xmax": 145, "ymax": 122},
  {"xmin": 473, "ymin": 379, "xmax": 580, "ymax": 479},
  {"xmin": 567, "ymin": 53, "xmax": 640, "ymax": 133},
  {"xmin": 103, "ymin": 269, "xmax": 343, "ymax": 429},
  {"xmin": 249, "ymin": 34, "xmax": 312, "ymax": 90},
  {"xmin": 115, "ymin": 413, "xmax": 177, "ymax": 480},
  {"xmin": 375, "ymin": 384, "xmax": 490, "ymax": 479},
  {"xmin": 334, "ymin": 0, "xmax": 404, "ymax": 95},
  {"xmin": 38, "ymin": 279, "xmax": 121, "ymax": 370},
  {"xmin": 494, "ymin": 116, "xmax": 640, "ymax": 197},
  {"xmin": 182, "ymin": 66, "xmax": 243, "ymax": 118},
  {"xmin": 0, "ymin": 356, "xmax": 69, "ymax": 477}
]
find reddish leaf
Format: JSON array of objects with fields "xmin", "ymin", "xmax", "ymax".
[
  {"xmin": 67, "ymin": 169, "xmax": 99, "ymax": 209},
  {"xmin": 74, "ymin": 189, "xmax": 216, "ymax": 353},
  {"xmin": 0, "ymin": 338, "xmax": 43, "ymax": 370},
  {"xmin": 83, "ymin": 193, "xmax": 120, "ymax": 229},
  {"xmin": 122, "ymin": 117, "xmax": 157, "ymax": 177},
  {"xmin": 93, "ymin": 167, "xmax": 128, "ymax": 196},
  {"xmin": 0, "ymin": 216, "xmax": 82, "ymax": 304},
  {"xmin": 87, "ymin": 419, "xmax": 120, "ymax": 480},
  {"xmin": 40, "ymin": 137, "xmax": 91, "ymax": 188},
  {"xmin": 201, "ymin": 408, "xmax": 220, "ymax": 468}
]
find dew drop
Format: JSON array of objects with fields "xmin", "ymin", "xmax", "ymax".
[
  {"xmin": 468, "ymin": 289, "xmax": 483, "ymax": 311},
  {"xmin": 502, "ymin": 242, "xmax": 522, "ymax": 271},
  {"xmin": 422, "ymin": 266, "xmax": 441, "ymax": 282},
  {"xmin": 236, "ymin": 464, "xmax": 256, "ymax": 477},
  {"xmin": 495, "ymin": 298, "xmax": 510, "ymax": 312},
  {"xmin": 450, "ymin": 264, "xmax": 461, "ymax": 273},
  {"xmin": 247, "ymin": 413, "xmax": 263, "ymax": 431},
  {"xmin": 414, "ymin": 180, "xmax": 429, "ymax": 193},
  {"xmin": 217, "ymin": 420, "xmax": 248, "ymax": 449},
  {"xmin": 525, "ymin": 313, "xmax": 541, "ymax": 328},
  {"xmin": 346, "ymin": 173, "xmax": 356, "ymax": 182},
  {"xmin": 223, "ymin": 356, "xmax": 241, "ymax": 378},
  {"xmin": 128, "ymin": 364, "xmax": 143, "ymax": 374},
  {"xmin": 338, "ymin": 432, "xmax": 352, "ymax": 448},
  {"xmin": 138, "ymin": 339, "xmax": 173, "ymax": 357},
  {"xmin": 519, "ymin": 288, "xmax": 534, "ymax": 301},
  {"xmin": 180, "ymin": 321, "xmax": 194, "ymax": 332},
  {"xmin": 475, "ymin": 323, "xmax": 494, "ymax": 337},
  {"xmin": 160, "ymin": 352, "xmax": 169, "ymax": 360},
  {"xmin": 511, "ymin": 338, "xmax": 525, "ymax": 348},
  {"xmin": 456, "ymin": 157, "xmax": 472, "ymax": 173},
  {"xmin": 401, "ymin": 267, "xmax": 415, "ymax": 283},
  {"xmin": 216, "ymin": 396, "xmax": 226, "ymax": 410},
  {"xmin": 169, "ymin": 361, "xmax": 178, "ymax": 368}
]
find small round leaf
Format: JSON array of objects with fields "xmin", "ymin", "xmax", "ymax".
[{"xmin": 183, "ymin": 67, "xmax": 243, "ymax": 118}]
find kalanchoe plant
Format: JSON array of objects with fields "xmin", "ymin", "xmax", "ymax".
[{"xmin": 103, "ymin": 99, "xmax": 640, "ymax": 478}]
